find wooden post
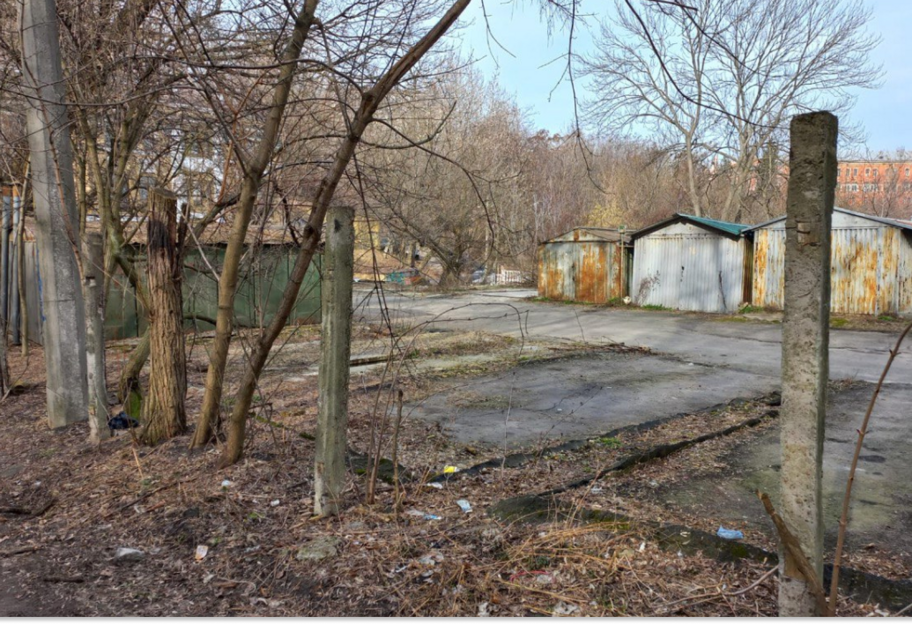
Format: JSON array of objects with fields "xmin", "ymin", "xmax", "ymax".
[
  {"xmin": 140, "ymin": 189, "xmax": 187, "ymax": 445},
  {"xmin": 83, "ymin": 231, "xmax": 110, "ymax": 443},
  {"xmin": 779, "ymin": 111, "xmax": 837, "ymax": 616},
  {"xmin": 314, "ymin": 205, "xmax": 354, "ymax": 517}
]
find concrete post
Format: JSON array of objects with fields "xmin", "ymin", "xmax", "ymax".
[
  {"xmin": 83, "ymin": 231, "xmax": 110, "ymax": 443},
  {"xmin": 19, "ymin": 0, "xmax": 89, "ymax": 426},
  {"xmin": 779, "ymin": 111, "xmax": 837, "ymax": 616},
  {"xmin": 314, "ymin": 205, "xmax": 355, "ymax": 517}
]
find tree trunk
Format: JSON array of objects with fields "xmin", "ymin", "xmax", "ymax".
[
  {"xmin": 314, "ymin": 206, "xmax": 354, "ymax": 516},
  {"xmin": 192, "ymin": 0, "xmax": 320, "ymax": 448},
  {"xmin": 140, "ymin": 190, "xmax": 186, "ymax": 445},
  {"xmin": 778, "ymin": 111, "xmax": 837, "ymax": 616},
  {"xmin": 684, "ymin": 133, "xmax": 702, "ymax": 217},
  {"xmin": 0, "ymin": 186, "xmax": 8, "ymax": 391},
  {"xmin": 216, "ymin": 0, "xmax": 472, "ymax": 467},
  {"xmin": 115, "ymin": 198, "xmax": 228, "ymax": 409},
  {"xmin": 82, "ymin": 231, "xmax": 111, "ymax": 443},
  {"xmin": 1, "ymin": 189, "xmax": 10, "ymax": 340},
  {"xmin": 9, "ymin": 188, "xmax": 21, "ymax": 345},
  {"xmin": 19, "ymin": 0, "xmax": 89, "ymax": 427},
  {"xmin": 0, "ymin": 309, "xmax": 8, "ymax": 395}
]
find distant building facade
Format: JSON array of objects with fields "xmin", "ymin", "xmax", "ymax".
[{"xmin": 835, "ymin": 159, "xmax": 912, "ymax": 218}]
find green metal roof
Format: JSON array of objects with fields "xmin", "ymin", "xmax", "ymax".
[
  {"xmin": 683, "ymin": 214, "xmax": 752, "ymax": 236},
  {"xmin": 631, "ymin": 213, "xmax": 751, "ymax": 240}
]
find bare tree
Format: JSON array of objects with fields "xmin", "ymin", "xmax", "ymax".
[
  {"xmin": 191, "ymin": 0, "xmax": 320, "ymax": 447},
  {"xmin": 215, "ymin": 0, "xmax": 474, "ymax": 467},
  {"xmin": 584, "ymin": 140, "xmax": 681, "ymax": 229},
  {"xmin": 585, "ymin": 0, "xmax": 881, "ymax": 223},
  {"xmin": 364, "ymin": 63, "xmax": 537, "ymax": 284}
]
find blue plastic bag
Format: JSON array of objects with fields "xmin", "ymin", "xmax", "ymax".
[{"xmin": 717, "ymin": 526, "xmax": 744, "ymax": 540}]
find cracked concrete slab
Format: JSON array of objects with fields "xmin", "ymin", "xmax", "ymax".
[
  {"xmin": 410, "ymin": 350, "xmax": 776, "ymax": 448},
  {"xmin": 664, "ymin": 381, "xmax": 912, "ymax": 557},
  {"xmin": 368, "ymin": 288, "xmax": 912, "ymax": 554}
]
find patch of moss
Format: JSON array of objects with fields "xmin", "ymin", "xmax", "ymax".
[
  {"xmin": 595, "ymin": 436, "xmax": 622, "ymax": 449},
  {"xmin": 124, "ymin": 389, "xmax": 143, "ymax": 420}
]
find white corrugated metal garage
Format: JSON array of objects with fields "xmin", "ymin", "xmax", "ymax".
[{"xmin": 630, "ymin": 214, "xmax": 752, "ymax": 313}]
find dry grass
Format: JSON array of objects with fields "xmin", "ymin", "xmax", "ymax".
[{"xmin": 0, "ymin": 333, "xmax": 900, "ymax": 616}]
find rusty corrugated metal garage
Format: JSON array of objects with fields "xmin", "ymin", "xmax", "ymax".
[
  {"xmin": 747, "ymin": 207, "xmax": 912, "ymax": 316},
  {"xmin": 537, "ymin": 227, "xmax": 632, "ymax": 303},
  {"xmin": 630, "ymin": 214, "xmax": 752, "ymax": 313}
]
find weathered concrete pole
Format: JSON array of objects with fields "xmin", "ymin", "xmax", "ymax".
[
  {"xmin": 19, "ymin": 0, "xmax": 89, "ymax": 427},
  {"xmin": 779, "ymin": 111, "xmax": 837, "ymax": 616},
  {"xmin": 82, "ymin": 231, "xmax": 110, "ymax": 444},
  {"xmin": 314, "ymin": 205, "xmax": 355, "ymax": 517}
]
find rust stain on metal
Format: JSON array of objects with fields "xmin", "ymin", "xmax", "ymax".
[
  {"xmin": 576, "ymin": 243, "xmax": 607, "ymax": 303},
  {"xmin": 538, "ymin": 246, "xmax": 566, "ymax": 300},
  {"xmin": 754, "ymin": 216, "xmax": 912, "ymax": 316},
  {"xmin": 753, "ymin": 231, "xmax": 769, "ymax": 306},
  {"xmin": 831, "ymin": 229, "xmax": 880, "ymax": 315},
  {"xmin": 537, "ymin": 238, "xmax": 625, "ymax": 304}
]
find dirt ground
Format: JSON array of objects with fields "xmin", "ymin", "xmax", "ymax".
[{"xmin": 0, "ymin": 326, "xmax": 903, "ymax": 616}]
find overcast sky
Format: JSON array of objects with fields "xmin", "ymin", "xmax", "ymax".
[{"xmin": 457, "ymin": 0, "xmax": 911, "ymax": 153}]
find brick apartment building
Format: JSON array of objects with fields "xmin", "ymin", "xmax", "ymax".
[{"xmin": 835, "ymin": 159, "xmax": 912, "ymax": 218}]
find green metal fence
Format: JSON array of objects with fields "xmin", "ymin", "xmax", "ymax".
[{"xmin": 24, "ymin": 242, "xmax": 322, "ymax": 343}]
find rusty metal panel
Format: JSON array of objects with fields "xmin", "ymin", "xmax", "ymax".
[
  {"xmin": 537, "ymin": 239, "xmax": 624, "ymax": 303},
  {"xmin": 630, "ymin": 222, "xmax": 747, "ymax": 313},
  {"xmin": 752, "ymin": 226, "xmax": 786, "ymax": 309},
  {"xmin": 899, "ymin": 232, "xmax": 912, "ymax": 314},
  {"xmin": 752, "ymin": 215, "xmax": 912, "ymax": 316},
  {"xmin": 831, "ymin": 226, "xmax": 892, "ymax": 315},
  {"xmin": 575, "ymin": 242, "xmax": 606, "ymax": 302},
  {"xmin": 538, "ymin": 243, "xmax": 569, "ymax": 300}
]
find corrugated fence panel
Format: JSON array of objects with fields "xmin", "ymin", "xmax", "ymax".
[{"xmin": 632, "ymin": 224, "xmax": 745, "ymax": 313}]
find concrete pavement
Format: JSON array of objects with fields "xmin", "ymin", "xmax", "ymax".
[
  {"xmin": 355, "ymin": 286, "xmax": 912, "ymax": 553},
  {"xmin": 355, "ymin": 287, "xmax": 910, "ymax": 385}
]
